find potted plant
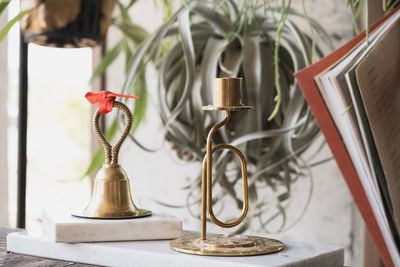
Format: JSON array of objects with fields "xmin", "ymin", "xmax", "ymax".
[
  {"xmin": 0, "ymin": 0, "xmax": 139, "ymax": 47},
  {"xmin": 20, "ymin": 0, "xmax": 116, "ymax": 47}
]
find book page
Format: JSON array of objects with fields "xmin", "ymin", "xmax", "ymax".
[
  {"xmin": 315, "ymin": 11, "xmax": 400, "ymax": 200},
  {"xmin": 346, "ymin": 68, "xmax": 400, "ymax": 256},
  {"xmin": 355, "ymin": 17, "xmax": 400, "ymax": 237},
  {"xmin": 316, "ymin": 10, "xmax": 400, "ymax": 264},
  {"xmin": 296, "ymin": 8, "xmax": 400, "ymax": 265},
  {"xmin": 315, "ymin": 12, "xmax": 400, "ymax": 230}
]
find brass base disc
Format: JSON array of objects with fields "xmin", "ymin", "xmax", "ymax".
[
  {"xmin": 71, "ymin": 209, "xmax": 152, "ymax": 219},
  {"xmin": 170, "ymin": 234, "xmax": 285, "ymax": 256}
]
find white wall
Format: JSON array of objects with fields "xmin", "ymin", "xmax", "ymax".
[
  {"xmin": 107, "ymin": 1, "xmax": 363, "ymax": 265},
  {"xmin": 0, "ymin": 10, "xmax": 9, "ymax": 226}
]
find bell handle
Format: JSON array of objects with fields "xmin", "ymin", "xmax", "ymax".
[{"xmin": 93, "ymin": 101, "xmax": 132, "ymax": 164}]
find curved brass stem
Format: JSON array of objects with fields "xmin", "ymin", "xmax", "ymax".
[
  {"xmin": 201, "ymin": 110, "xmax": 249, "ymax": 240},
  {"xmin": 93, "ymin": 101, "xmax": 132, "ymax": 165}
]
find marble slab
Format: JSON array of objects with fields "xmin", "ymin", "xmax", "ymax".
[
  {"xmin": 42, "ymin": 211, "xmax": 182, "ymax": 242},
  {"xmin": 7, "ymin": 231, "xmax": 344, "ymax": 267}
]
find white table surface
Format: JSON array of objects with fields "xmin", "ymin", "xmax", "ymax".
[{"xmin": 7, "ymin": 231, "xmax": 344, "ymax": 267}]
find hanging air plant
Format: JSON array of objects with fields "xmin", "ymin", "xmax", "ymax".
[{"xmin": 113, "ymin": 0, "xmax": 334, "ymax": 232}]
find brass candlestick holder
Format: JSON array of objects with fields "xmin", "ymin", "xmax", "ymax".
[
  {"xmin": 73, "ymin": 96, "xmax": 151, "ymax": 219},
  {"xmin": 170, "ymin": 78, "xmax": 285, "ymax": 256}
]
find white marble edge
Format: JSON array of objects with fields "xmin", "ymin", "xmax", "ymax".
[
  {"xmin": 41, "ymin": 211, "xmax": 183, "ymax": 243},
  {"xmin": 7, "ymin": 231, "xmax": 344, "ymax": 267}
]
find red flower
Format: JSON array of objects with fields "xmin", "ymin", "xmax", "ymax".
[{"xmin": 85, "ymin": 91, "xmax": 138, "ymax": 114}]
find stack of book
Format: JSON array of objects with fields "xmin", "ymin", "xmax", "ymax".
[{"xmin": 295, "ymin": 7, "xmax": 400, "ymax": 267}]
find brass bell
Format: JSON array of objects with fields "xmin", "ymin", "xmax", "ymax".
[{"xmin": 73, "ymin": 98, "xmax": 151, "ymax": 219}]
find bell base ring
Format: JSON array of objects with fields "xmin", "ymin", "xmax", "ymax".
[
  {"xmin": 170, "ymin": 234, "xmax": 285, "ymax": 256},
  {"xmin": 71, "ymin": 209, "xmax": 152, "ymax": 220}
]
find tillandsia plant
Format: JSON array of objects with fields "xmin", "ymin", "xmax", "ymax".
[
  {"xmin": 106, "ymin": 0, "xmax": 335, "ymax": 232},
  {"xmin": 347, "ymin": 0, "xmax": 399, "ymax": 33}
]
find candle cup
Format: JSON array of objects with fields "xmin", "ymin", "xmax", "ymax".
[{"xmin": 203, "ymin": 77, "xmax": 253, "ymax": 111}]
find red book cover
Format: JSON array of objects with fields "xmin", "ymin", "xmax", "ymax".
[{"xmin": 295, "ymin": 8, "xmax": 399, "ymax": 267}]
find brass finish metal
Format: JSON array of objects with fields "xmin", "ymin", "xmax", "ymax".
[
  {"xmin": 170, "ymin": 234, "xmax": 285, "ymax": 256},
  {"xmin": 203, "ymin": 77, "xmax": 253, "ymax": 111},
  {"xmin": 170, "ymin": 78, "xmax": 285, "ymax": 256},
  {"xmin": 201, "ymin": 111, "xmax": 249, "ymax": 237},
  {"xmin": 73, "ymin": 101, "xmax": 151, "ymax": 219}
]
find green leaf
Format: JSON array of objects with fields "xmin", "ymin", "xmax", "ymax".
[
  {"xmin": 114, "ymin": 21, "xmax": 148, "ymax": 44},
  {"xmin": 105, "ymin": 117, "xmax": 119, "ymax": 140},
  {"xmin": 122, "ymin": 39, "xmax": 134, "ymax": 71},
  {"xmin": 0, "ymin": 1, "xmax": 10, "ymax": 16},
  {"xmin": 81, "ymin": 119, "xmax": 119, "ymax": 179},
  {"xmin": 341, "ymin": 103, "xmax": 353, "ymax": 115},
  {"xmin": 117, "ymin": 1, "xmax": 132, "ymax": 23},
  {"xmin": 126, "ymin": 0, "xmax": 138, "ymax": 8},
  {"xmin": 81, "ymin": 147, "xmax": 104, "ymax": 179},
  {"xmin": 90, "ymin": 41, "xmax": 122, "ymax": 83},
  {"xmin": 0, "ymin": 8, "xmax": 32, "ymax": 42},
  {"xmin": 131, "ymin": 74, "xmax": 147, "ymax": 133},
  {"xmin": 268, "ymin": 1, "xmax": 291, "ymax": 121},
  {"xmin": 162, "ymin": 0, "xmax": 173, "ymax": 21}
]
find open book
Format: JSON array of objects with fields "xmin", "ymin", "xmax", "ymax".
[{"xmin": 295, "ymin": 7, "xmax": 400, "ymax": 267}]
